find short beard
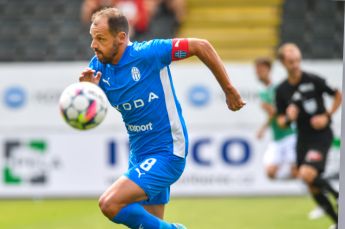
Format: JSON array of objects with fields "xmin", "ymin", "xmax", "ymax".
[{"xmin": 98, "ymin": 42, "xmax": 119, "ymax": 64}]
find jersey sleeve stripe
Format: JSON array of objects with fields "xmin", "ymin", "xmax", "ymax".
[{"xmin": 159, "ymin": 67, "xmax": 187, "ymax": 158}]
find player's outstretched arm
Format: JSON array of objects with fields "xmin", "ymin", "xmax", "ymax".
[
  {"xmin": 187, "ymin": 38, "xmax": 246, "ymax": 111},
  {"xmin": 310, "ymin": 89, "xmax": 342, "ymax": 130}
]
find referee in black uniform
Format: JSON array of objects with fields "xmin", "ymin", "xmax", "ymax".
[{"xmin": 275, "ymin": 43, "xmax": 342, "ymax": 228}]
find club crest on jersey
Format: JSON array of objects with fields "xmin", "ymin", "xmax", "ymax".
[
  {"xmin": 131, "ymin": 67, "xmax": 141, "ymax": 81},
  {"xmin": 174, "ymin": 50, "xmax": 187, "ymax": 59}
]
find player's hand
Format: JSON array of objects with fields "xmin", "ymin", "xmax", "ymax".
[
  {"xmin": 79, "ymin": 68, "xmax": 102, "ymax": 85},
  {"xmin": 310, "ymin": 114, "xmax": 329, "ymax": 130},
  {"xmin": 225, "ymin": 86, "xmax": 246, "ymax": 111},
  {"xmin": 286, "ymin": 104, "xmax": 299, "ymax": 121}
]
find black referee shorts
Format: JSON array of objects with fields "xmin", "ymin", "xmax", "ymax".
[{"xmin": 296, "ymin": 131, "xmax": 333, "ymax": 173}]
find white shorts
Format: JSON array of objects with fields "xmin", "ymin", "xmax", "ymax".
[{"xmin": 263, "ymin": 134, "xmax": 297, "ymax": 166}]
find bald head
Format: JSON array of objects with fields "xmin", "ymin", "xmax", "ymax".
[
  {"xmin": 278, "ymin": 43, "xmax": 302, "ymax": 77},
  {"xmin": 91, "ymin": 7, "xmax": 129, "ymax": 36},
  {"xmin": 277, "ymin": 43, "xmax": 302, "ymax": 62}
]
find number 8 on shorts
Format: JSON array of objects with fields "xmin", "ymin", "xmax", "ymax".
[{"xmin": 140, "ymin": 158, "xmax": 157, "ymax": 172}]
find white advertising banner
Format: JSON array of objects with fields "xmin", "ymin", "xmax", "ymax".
[
  {"xmin": 0, "ymin": 129, "xmax": 309, "ymax": 198},
  {"xmin": 0, "ymin": 61, "xmax": 342, "ymax": 130},
  {"xmin": 0, "ymin": 131, "xmax": 128, "ymax": 197},
  {"xmin": 0, "ymin": 62, "xmax": 342, "ymax": 197}
]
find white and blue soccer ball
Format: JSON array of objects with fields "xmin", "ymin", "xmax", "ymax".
[{"xmin": 59, "ymin": 82, "xmax": 108, "ymax": 130}]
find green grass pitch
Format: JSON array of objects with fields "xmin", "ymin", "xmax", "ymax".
[{"xmin": 0, "ymin": 197, "xmax": 334, "ymax": 229}]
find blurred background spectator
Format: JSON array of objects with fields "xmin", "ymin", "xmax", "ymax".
[
  {"xmin": 81, "ymin": 0, "xmax": 185, "ymax": 40},
  {"xmin": 81, "ymin": 0, "xmax": 152, "ymax": 37},
  {"xmin": 0, "ymin": 0, "xmax": 342, "ymax": 61}
]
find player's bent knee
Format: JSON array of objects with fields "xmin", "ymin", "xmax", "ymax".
[
  {"xmin": 298, "ymin": 171, "xmax": 312, "ymax": 184},
  {"xmin": 266, "ymin": 170, "xmax": 276, "ymax": 179},
  {"xmin": 98, "ymin": 196, "xmax": 112, "ymax": 218},
  {"xmin": 98, "ymin": 195, "xmax": 124, "ymax": 219},
  {"xmin": 298, "ymin": 166, "xmax": 317, "ymax": 184},
  {"xmin": 266, "ymin": 166, "xmax": 277, "ymax": 179}
]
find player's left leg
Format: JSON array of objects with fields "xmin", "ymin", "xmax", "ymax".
[
  {"xmin": 99, "ymin": 154, "xmax": 186, "ymax": 229},
  {"xmin": 308, "ymin": 183, "xmax": 338, "ymax": 223},
  {"xmin": 99, "ymin": 176, "xmax": 147, "ymax": 218},
  {"xmin": 303, "ymin": 135, "xmax": 339, "ymax": 200},
  {"xmin": 299, "ymin": 152, "xmax": 338, "ymax": 224},
  {"xmin": 141, "ymin": 188, "xmax": 170, "ymax": 219},
  {"xmin": 142, "ymin": 206, "xmax": 188, "ymax": 228},
  {"xmin": 143, "ymin": 204, "xmax": 165, "ymax": 219},
  {"xmin": 99, "ymin": 175, "xmax": 181, "ymax": 229},
  {"xmin": 299, "ymin": 165, "xmax": 338, "ymax": 222}
]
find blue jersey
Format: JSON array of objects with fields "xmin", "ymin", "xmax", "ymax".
[{"xmin": 89, "ymin": 39, "xmax": 188, "ymax": 158}]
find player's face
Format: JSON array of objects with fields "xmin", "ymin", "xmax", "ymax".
[
  {"xmin": 282, "ymin": 49, "xmax": 301, "ymax": 76},
  {"xmin": 90, "ymin": 17, "xmax": 124, "ymax": 64},
  {"xmin": 255, "ymin": 64, "xmax": 270, "ymax": 83}
]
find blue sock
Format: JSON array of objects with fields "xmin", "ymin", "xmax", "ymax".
[{"xmin": 112, "ymin": 203, "xmax": 175, "ymax": 229}]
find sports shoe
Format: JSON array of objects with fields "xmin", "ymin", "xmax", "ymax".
[
  {"xmin": 308, "ymin": 206, "xmax": 325, "ymax": 220},
  {"xmin": 173, "ymin": 223, "xmax": 187, "ymax": 229}
]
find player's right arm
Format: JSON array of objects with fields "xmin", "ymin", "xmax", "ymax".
[
  {"xmin": 79, "ymin": 68, "xmax": 102, "ymax": 84},
  {"xmin": 146, "ymin": 38, "xmax": 244, "ymax": 111},
  {"xmin": 310, "ymin": 75, "xmax": 342, "ymax": 129},
  {"xmin": 79, "ymin": 56, "xmax": 102, "ymax": 84},
  {"xmin": 187, "ymin": 38, "xmax": 246, "ymax": 111}
]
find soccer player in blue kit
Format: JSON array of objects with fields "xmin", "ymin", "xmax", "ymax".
[{"xmin": 79, "ymin": 7, "xmax": 245, "ymax": 229}]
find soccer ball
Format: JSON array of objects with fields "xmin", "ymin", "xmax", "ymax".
[{"xmin": 59, "ymin": 82, "xmax": 108, "ymax": 130}]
